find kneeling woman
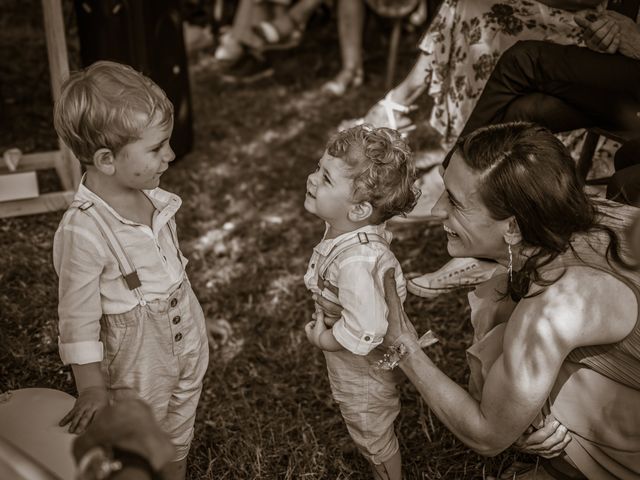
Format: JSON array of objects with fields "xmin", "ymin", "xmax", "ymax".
[{"xmin": 317, "ymin": 123, "xmax": 640, "ymax": 478}]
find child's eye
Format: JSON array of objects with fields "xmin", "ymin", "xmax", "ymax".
[
  {"xmin": 323, "ymin": 174, "xmax": 331, "ymax": 184},
  {"xmin": 152, "ymin": 145, "xmax": 163, "ymax": 153}
]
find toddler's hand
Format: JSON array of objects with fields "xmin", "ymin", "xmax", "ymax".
[
  {"xmin": 312, "ymin": 294, "xmax": 343, "ymax": 321},
  {"xmin": 305, "ymin": 309, "xmax": 328, "ymax": 348},
  {"xmin": 59, "ymin": 386, "xmax": 109, "ymax": 434}
]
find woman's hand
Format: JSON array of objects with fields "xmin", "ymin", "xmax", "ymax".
[
  {"xmin": 575, "ymin": 10, "xmax": 621, "ymax": 54},
  {"xmin": 514, "ymin": 414, "xmax": 572, "ymax": 458},
  {"xmin": 382, "ymin": 269, "xmax": 419, "ymax": 347}
]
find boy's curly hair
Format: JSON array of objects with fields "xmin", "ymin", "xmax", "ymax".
[
  {"xmin": 327, "ymin": 125, "xmax": 420, "ymax": 223},
  {"xmin": 54, "ymin": 60, "xmax": 173, "ymax": 165}
]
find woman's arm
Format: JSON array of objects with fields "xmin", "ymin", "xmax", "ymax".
[{"xmin": 383, "ymin": 267, "xmax": 636, "ymax": 456}]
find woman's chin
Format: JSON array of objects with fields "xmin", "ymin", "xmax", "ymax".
[{"xmin": 445, "ymin": 237, "xmax": 466, "ymax": 257}]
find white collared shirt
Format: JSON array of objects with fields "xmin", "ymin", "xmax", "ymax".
[
  {"xmin": 53, "ymin": 177, "xmax": 187, "ymax": 365},
  {"xmin": 304, "ymin": 223, "xmax": 407, "ymax": 355}
]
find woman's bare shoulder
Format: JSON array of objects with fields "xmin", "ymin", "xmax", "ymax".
[{"xmin": 510, "ymin": 266, "xmax": 637, "ymax": 348}]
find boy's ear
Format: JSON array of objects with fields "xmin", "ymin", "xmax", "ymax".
[
  {"xmin": 348, "ymin": 201, "xmax": 374, "ymax": 223},
  {"xmin": 92, "ymin": 148, "xmax": 116, "ymax": 175},
  {"xmin": 503, "ymin": 217, "xmax": 522, "ymax": 245}
]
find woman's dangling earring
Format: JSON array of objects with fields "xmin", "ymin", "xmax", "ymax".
[{"xmin": 508, "ymin": 243, "xmax": 513, "ymax": 283}]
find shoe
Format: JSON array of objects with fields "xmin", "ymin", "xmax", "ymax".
[
  {"xmin": 219, "ymin": 54, "xmax": 275, "ymax": 84},
  {"xmin": 183, "ymin": 22, "xmax": 214, "ymax": 53},
  {"xmin": 409, "ymin": 0, "xmax": 427, "ymax": 26},
  {"xmin": 407, "ymin": 257, "xmax": 500, "ymax": 299},
  {"xmin": 214, "ymin": 32, "xmax": 244, "ymax": 63},
  {"xmin": 322, "ymin": 67, "xmax": 364, "ymax": 96},
  {"xmin": 340, "ymin": 90, "xmax": 417, "ymax": 136},
  {"xmin": 252, "ymin": 18, "xmax": 303, "ymax": 51}
]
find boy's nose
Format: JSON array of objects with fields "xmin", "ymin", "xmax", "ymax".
[{"xmin": 164, "ymin": 144, "xmax": 176, "ymax": 163}]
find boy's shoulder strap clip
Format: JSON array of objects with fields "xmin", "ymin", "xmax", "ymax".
[
  {"xmin": 70, "ymin": 199, "xmax": 144, "ymax": 294},
  {"xmin": 319, "ymin": 231, "xmax": 388, "ymax": 280}
]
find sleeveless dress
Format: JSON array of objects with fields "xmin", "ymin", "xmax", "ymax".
[{"xmin": 466, "ymin": 201, "xmax": 640, "ymax": 479}]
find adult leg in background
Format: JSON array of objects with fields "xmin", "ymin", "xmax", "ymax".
[{"xmin": 461, "ymin": 40, "xmax": 640, "ymax": 137}]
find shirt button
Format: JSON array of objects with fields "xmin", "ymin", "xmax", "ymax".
[
  {"xmin": 364, "ymin": 336, "xmax": 371, "ymax": 341},
  {"xmin": 311, "ymin": 263, "xmax": 315, "ymax": 268},
  {"xmin": 172, "ymin": 316, "xmax": 181, "ymax": 325},
  {"xmin": 174, "ymin": 332, "xmax": 182, "ymax": 342},
  {"xmin": 170, "ymin": 298, "xmax": 178, "ymax": 308}
]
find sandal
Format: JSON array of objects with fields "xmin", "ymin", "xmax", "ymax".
[
  {"xmin": 376, "ymin": 91, "xmax": 417, "ymax": 133},
  {"xmin": 252, "ymin": 15, "xmax": 304, "ymax": 51},
  {"xmin": 322, "ymin": 67, "xmax": 364, "ymax": 96},
  {"xmin": 214, "ymin": 31, "xmax": 244, "ymax": 63},
  {"xmin": 340, "ymin": 91, "xmax": 417, "ymax": 135}
]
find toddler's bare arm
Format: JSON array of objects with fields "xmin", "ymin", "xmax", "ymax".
[{"xmin": 59, "ymin": 362, "xmax": 109, "ymax": 434}]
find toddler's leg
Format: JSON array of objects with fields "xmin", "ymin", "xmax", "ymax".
[
  {"xmin": 324, "ymin": 351, "xmax": 403, "ymax": 478},
  {"xmin": 162, "ymin": 457, "xmax": 188, "ymax": 480},
  {"xmin": 370, "ymin": 450, "xmax": 402, "ymax": 480}
]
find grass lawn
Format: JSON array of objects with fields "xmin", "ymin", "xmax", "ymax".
[{"xmin": 0, "ymin": 1, "xmax": 527, "ymax": 478}]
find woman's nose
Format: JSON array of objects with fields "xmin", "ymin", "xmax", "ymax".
[{"xmin": 430, "ymin": 191, "xmax": 448, "ymax": 220}]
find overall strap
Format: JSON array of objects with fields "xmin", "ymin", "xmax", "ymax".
[
  {"xmin": 70, "ymin": 200, "xmax": 147, "ymax": 306},
  {"xmin": 319, "ymin": 232, "xmax": 389, "ymax": 281}
]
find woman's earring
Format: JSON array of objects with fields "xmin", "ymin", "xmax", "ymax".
[{"xmin": 508, "ymin": 243, "xmax": 513, "ymax": 283}]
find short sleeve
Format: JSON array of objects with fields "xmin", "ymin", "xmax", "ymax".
[{"xmin": 331, "ymin": 254, "xmax": 389, "ymax": 355}]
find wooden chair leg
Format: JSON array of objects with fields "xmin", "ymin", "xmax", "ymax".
[
  {"xmin": 577, "ymin": 130, "xmax": 599, "ymax": 181},
  {"xmin": 385, "ymin": 18, "xmax": 402, "ymax": 90}
]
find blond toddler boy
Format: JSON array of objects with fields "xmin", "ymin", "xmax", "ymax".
[{"xmin": 52, "ymin": 61, "xmax": 208, "ymax": 480}]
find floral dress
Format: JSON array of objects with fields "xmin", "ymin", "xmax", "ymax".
[{"xmin": 420, "ymin": 0, "xmax": 614, "ymax": 173}]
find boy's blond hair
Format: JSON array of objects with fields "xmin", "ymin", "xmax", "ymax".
[
  {"xmin": 54, "ymin": 60, "xmax": 173, "ymax": 165},
  {"xmin": 327, "ymin": 125, "xmax": 420, "ymax": 223}
]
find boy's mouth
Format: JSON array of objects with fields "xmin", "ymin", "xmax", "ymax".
[{"xmin": 306, "ymin": 190, "xmax": 316, "ymax": 199}]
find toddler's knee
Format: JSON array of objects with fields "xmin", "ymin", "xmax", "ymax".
[{"xmin": 358, "ymin": 435, "xmax": 400, "ymax": 465}]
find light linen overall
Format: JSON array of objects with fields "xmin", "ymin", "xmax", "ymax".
[{"xmin": 73, "ymin": 200, "xmax": 209, "ymax": 460}]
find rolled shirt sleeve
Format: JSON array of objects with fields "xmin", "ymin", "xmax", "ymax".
[
  {"xmin": 53, "ymin": 215, "xmax": 106, "ymax": 365},
  {"xmin": 331, "ymin": 252, "xmax": 405, "ymax": 356}
]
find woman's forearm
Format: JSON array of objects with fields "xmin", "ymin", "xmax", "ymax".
[{"xmin": 399, "ymin": 351, "xmax": 515, "ymax": 456}]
